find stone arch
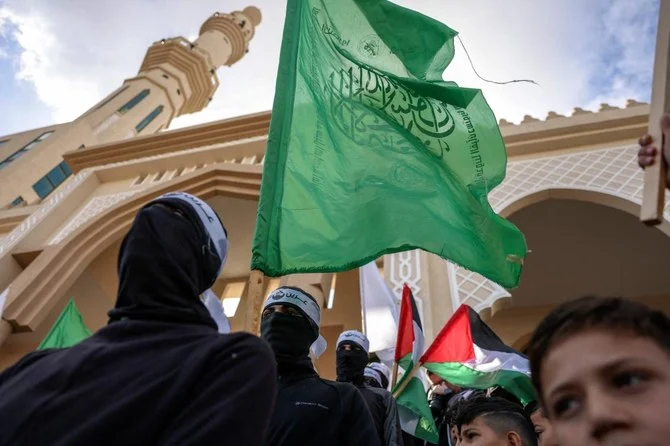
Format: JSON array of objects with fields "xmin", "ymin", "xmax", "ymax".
[
  {"xmin": 448, "ymin": 144, "xmax": 670, "ymax": 315},
  {"xmin": 2, "ymin": 164, "xmax": 261, "ymax": 332}
]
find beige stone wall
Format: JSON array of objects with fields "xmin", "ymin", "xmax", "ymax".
[{"xmin": 0, "ymin": 99, "xmax": 665, "ymax": 372}]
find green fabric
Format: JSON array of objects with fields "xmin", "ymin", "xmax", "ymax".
[
  {"xmin": 252, "ymin": 0, "xmax": 527, "ymax": 287},
  {"xmin": 395, "ymin": 377, "xmax": 439, "ymax": 444},
  {"xmin": 37, "ymin": 299, "xmax": 91, "ymax": 350},
  {"xmin": 397, "ymin": 352, "xmax": 413, "ymax": 374},
  {"xmin": 424, "ymin": 361, "xmax": 536, "ymax": 405}
]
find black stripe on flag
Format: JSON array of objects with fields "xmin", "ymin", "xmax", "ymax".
[{"xmin": 467, "ymin": 307, "xmax": 527, "ymax": 358}]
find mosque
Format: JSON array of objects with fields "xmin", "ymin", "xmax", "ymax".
[{"xmin": 1, "ymin": 5, "xmax": 669, "ymax": 379}]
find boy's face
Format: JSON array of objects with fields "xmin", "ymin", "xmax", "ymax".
[
  {"xmin": 540, "ymin": 329, "xmax": 670, "ymax": 445},
  {"xmin": 458, "ymin": 417, "xmax": 518, "ymax": 446}
]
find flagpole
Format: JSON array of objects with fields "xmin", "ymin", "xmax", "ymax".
[
  {"xmin": 391, "ymin": 361, "xmax": 399, "ymax": 389},
  {"xmin": 392, "ymin": 362, "xmax": 423, "ymax": 398},
  {"xmin": 359, "ymin": 267, "xmax": 368, "ymax": 335},
  {"xmin": 244, "ymin": 269, "xmax": 267, "ymax": 335}
]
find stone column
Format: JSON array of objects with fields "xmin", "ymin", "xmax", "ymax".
[
  {"xmin": 384, "ymin": 250, "xmax": 458, "ymax": 345},
  {"xmin": 0, "ymin": 320, "xmax": 11, "ymax": 348}
]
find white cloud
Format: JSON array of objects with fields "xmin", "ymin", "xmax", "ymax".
[{"xmin": 0, "ymin": 0, "xmax": 660, "ymax": 133}]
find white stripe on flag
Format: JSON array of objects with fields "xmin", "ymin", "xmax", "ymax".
[
  {"xmin": 411, "ymin": 320, "xmax": 424, "ymax": 366},
  {"xmin": 0, "ymin": 287, "xmax": 8, "ymax": 320},
  {"xmin": 398, "ymin": 404, "xmax": 419, "ymax": 435},
  {"xmin": 359, "ymin": 262, "xmax": 399, "ymax": 358},
  {"xmin": 463, "ymin": 345, "xmax": 530, "ymax": 375}
]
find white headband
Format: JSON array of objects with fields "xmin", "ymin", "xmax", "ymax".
[
  {"xmin": 337, "ymin": 330, "xmax": 370, "ymax": 353},
  {"xmin": 364, "ymin": 367, "xmax": 383, "ymax": 387},
  {"xmin": 264, "ymin": 287, "xmax": 327, "ymax": 358},
  {"xmin": 369, "ymin": 362, "xmax": 391, "ymax": 382},
  {"xmin": 202, "ymin": 289, "xmax": 231, "ymax": 334},
  {"xmin": 157, "ymin": 192, "xmax": 228, "ymax": 274},
  {"xmin": 264, "ymin": 287, "xmax": 321, "ymax": 327}
]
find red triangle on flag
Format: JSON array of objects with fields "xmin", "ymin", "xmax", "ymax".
[
  {"xmin": 421, "ymin": 304, "xmax": 476, "ymax": 364},
  {"xmin": 394, "ymin": 284, "xmax": 416, "ymax": 361}
]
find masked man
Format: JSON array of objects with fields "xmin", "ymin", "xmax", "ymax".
[
  {"xmin": 0, "ymin": 192, "xmax": 276, "ymax": 446},
  {"xmin": 261, "ymin": 287, "xmax": 380, "ymax": 446},
  {"xmin": 336, "ymin": 330, "xmax": 403, "ymax": 446}
]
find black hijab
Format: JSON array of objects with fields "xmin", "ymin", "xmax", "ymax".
[{"xmin": 108, "ymin": 192, "xmax": 228, "ymax": 329}]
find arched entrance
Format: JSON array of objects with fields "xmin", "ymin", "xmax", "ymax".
[{"xmin": 484, "ymin": 196, "xmax": 670, "ymax": 345}]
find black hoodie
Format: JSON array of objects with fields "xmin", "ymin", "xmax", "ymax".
[{"xmin": 0, "ymin": 194, "xmax": 276, "ymax": 446}]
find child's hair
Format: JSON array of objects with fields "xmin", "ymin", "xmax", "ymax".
[
  {"xmin": 455, "ymin": 397, "xmax": 537, "ymax": 446},
  {"xmin": 526, "ymin": 296, "xmax": 670, "ymax": 402}
]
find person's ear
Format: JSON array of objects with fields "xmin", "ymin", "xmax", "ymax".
[{"xmin": 506, "ymin": 431, "xmax": 522, "ymax": 446}]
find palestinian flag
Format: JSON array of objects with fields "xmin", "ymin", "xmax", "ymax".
[
  {"xmin": 393, "ymin": 285, "xmax": 438, "ymax": 444},
  {"xmin": 421, "ymin": 304, "xmax": 535, "ymax": 404}
]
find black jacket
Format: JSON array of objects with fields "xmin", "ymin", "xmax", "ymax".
[
  {"xmin": 0, "ymin": 323, "xmax": 275, "ymax": 446},
  {"xmin": 0, "ymin": 197, "xmax": 277, "ymax": 446},
  {"xmin": 265, "ymin": 362, "xmax": 382, "ymax": 446},
  {"xmin": 356, "ymin": 384, "xmax": 403, "ymax": 446}
]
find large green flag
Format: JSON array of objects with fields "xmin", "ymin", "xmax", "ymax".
[
  {"xmin": 252, "ymin": 0, "xmax": 527, "ymax": 287},
  {"xmin": 37, "ymin": 299, "xmax": 91, "ymax": 350}
]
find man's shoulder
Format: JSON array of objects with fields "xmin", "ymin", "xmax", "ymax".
[
  {"xmin": 0, "ymin": 349, "xmax": 60, "ymax": 384},
  {"xmin": 205, "ymin": 332, "xmax": 275, "ymax": 366}
]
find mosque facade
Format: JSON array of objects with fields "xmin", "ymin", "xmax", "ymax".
[{"xmin": 1, "ymin": 6, "xmax": 669, "ymax": 379}]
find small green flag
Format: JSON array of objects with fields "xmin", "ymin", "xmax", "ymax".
[
  {"xmin": 395, "ymin": 376, "xmax": 439, "ymax": 444},
  {"xmin": 252, "ymin": 0, "xmax": 527, "ymax": 287},
  {"xmin": 37, "ymin": 299, "xmax": 91, "ymax": 350}
]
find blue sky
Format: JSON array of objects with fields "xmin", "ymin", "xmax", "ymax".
[{"xmin": 0, "ymin": 0, "xmax": 661, "ymax": 137}]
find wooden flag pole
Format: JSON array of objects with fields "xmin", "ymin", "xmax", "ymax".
[
  {"xmin": 244, "ymin": 270, "xmax": 267, "ymax": 335},
  {"xmin": 641, "ymin": 0, "xmax": 670, "ymax": 225},
  {"xmin": 392, "ymin": 362, "xmax": 423, "ymax": 399},
  {"xmin": 390, "ymin": 361, "xmax": 399, "ymax": 389}
]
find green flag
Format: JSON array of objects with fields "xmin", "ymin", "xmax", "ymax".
[
  {"xmin": 37, "ymin": 299, "xmax": 91, "ymax": 350},
  {"xmin": 252, "ymin": 0, "xmax": 527, "ymax": 287}
]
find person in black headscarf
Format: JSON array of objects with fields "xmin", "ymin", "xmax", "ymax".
[
  {"xmin": 336, "ymin": 330, "xmax": 403, "ymax": 446},
  {"xmin": 260, "ymin": 287, "xmax": 381, "ymax": 446},
  {"xmin": 0, "ymin": 192, "xmax": 276, "ymax": 446}
]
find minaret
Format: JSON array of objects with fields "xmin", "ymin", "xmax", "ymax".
[
  {"xmin": 0, "ymin": 7, "xmax": 261, "ymax": 207},
  {"xmin": 89, "ymin": 6, "xmax": 262, "ymax": 141}
]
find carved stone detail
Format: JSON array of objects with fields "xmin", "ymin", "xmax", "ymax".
[
  {"xmin": 0, "ymin": 171, "xmax": 92, "ymax": 257},
  {"xmin": 450, "ymin": 144, "xmax": 662, "ymax": 310},
  {"xmin": 49, "ymin": 190, "xmax": 144, "ymax": 245}
]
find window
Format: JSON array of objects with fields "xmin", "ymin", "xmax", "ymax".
[
  {"xmin": 32, "ymin": 161, "xmax": 73, "ymax": 199},
  {"xmin": 0, "ymin": 131, "xmax": 54, "ymax": 171},
  {"xmin": 117, "ymin": 89, "xmax": 150, "ymax": 115},
  {"xmin": 135, "ymin": 105, "xmax": 163, "ymax": 134},
  {"xmin": 222, "ymin": 282, "xmax": 245, "ymax": 317},
  {"xmin": 61, "ymin": 162, "xmax": 72, "ymax": 176},
  {"xmin": 93, "ymin": 86, "xmax": 129, "ymax": 111},
  {"xmin": 35, "ymin": 131, "xmax": 53, "ymax": 142},
  {"xmin": 32, "ymin": 177, "xmax": 53, "ymax": 199},
  {"xmin": 10, "ymin": 196, "xmax": 25, "ymax": 208}
]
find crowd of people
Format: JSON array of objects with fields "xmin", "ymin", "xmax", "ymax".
[{"xmin": 0, "ymin": 126, "xmax": 668, "ymax": 445}]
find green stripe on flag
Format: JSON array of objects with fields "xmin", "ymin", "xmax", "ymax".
[
  {"xmin": 424, "ymin": 361, "xmax": 536, "ymax": 404},
  {"xmin": 396, "ymin": 377, "xmax": 439, "ymax": 444}
]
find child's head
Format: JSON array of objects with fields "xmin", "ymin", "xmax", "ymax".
[
  {"xmin": 527, "ymin": 296, "xmax": 670, "ymax": 445},
  {"xmin": 455, "ymin": 397, "xmax": 537, "ymax": 446}
]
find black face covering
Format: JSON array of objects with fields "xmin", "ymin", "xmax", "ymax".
[
  {"xmin": 108, "ymin": 200, "xmax": 222, "ymax": 328},
  {"xmin": 260, "ymin": 311, "xmax": 317, "ymax": 362},
  {"xmin": 336, "ymin": 346, "xmax": 369, "ymax": 383}
]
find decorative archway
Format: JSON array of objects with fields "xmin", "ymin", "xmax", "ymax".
[
  {"xmin": 448, "ymin": 144, "xmax": 670, "ymax": 314},
  {"xmin": 2, "ymin": 163, "xmax": 261, "ymax": 332}
]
